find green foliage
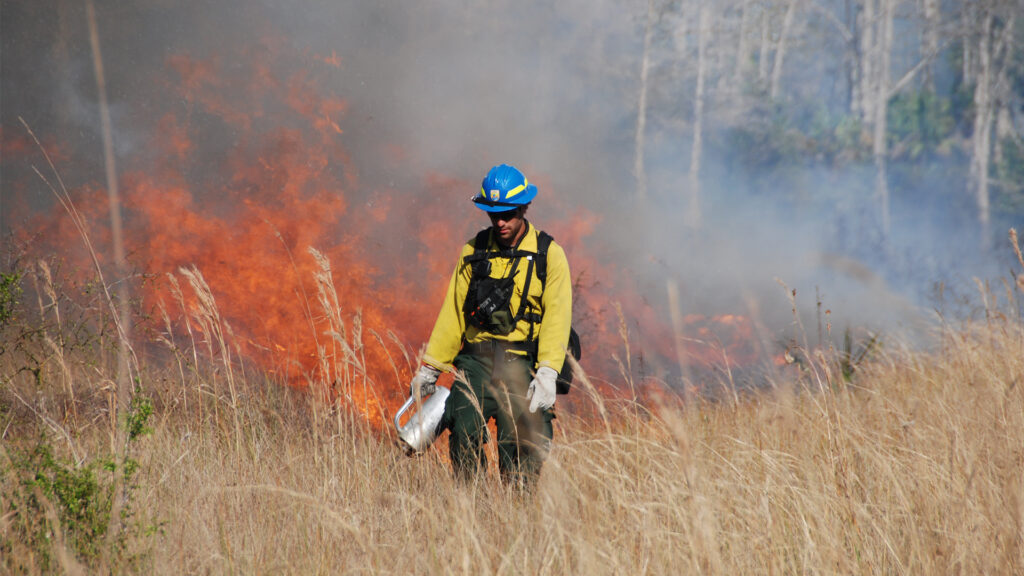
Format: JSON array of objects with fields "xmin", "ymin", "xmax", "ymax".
[
  {"xmin": 727, "ymin": 100, "xmax": 877, "ymax": 174},
  {"xmin": 10, "ymin": 442, "xmax": 112, "ymax": 569},
  {"xmin": 0, "ymin": 271, "xmax": 22, "ymax": 329},
  {"xmin": 726, "ymin": 107, "xmax": 808, "ymax": 172},
  {"xmin": 806, "ymin": 110, "xmax": 872, "ymax": 165},
  {"xmin": 887, "ymin": 90, "xmax": 956, "ymax": 160},
  {"xmin": 833, "ymin": 116, "xmax": 868, "ymax": 158},
  {"xmin": 1, "ymin": 394, "xmax": 157, "ymax": 572},
  {"xmin": 127, "ymin": 395, "xmax": 154, "ymax": 442},
  {"xmin": 995, "ymin": 137, "xmax": 1024, "ymax": 215},
  {"xmin": 946, "ymin": 41, "xmax": 977, "ymax": 134}
]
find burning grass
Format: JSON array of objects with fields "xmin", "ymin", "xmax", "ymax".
[{"xmin": 3, "ymin": 250, "xmax": 1024, "ymax": 574}]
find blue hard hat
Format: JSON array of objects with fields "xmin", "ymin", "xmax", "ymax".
[{"xmin": 473, "ymin": 164, "xmax": 538, "ymax": 212}]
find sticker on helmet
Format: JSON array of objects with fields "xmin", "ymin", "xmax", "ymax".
[{"xmin": 489, "ymin": 189, "xmax": 500, "ymax": 201}]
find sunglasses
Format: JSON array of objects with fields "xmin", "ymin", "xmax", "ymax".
[{"xmin": 487, "ymin": 208, "xmax": 520, "ymax": 222}]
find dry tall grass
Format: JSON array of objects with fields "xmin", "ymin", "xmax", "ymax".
[{"xmin": 3, "ymin": 249, "xmax": 1024, "ymax": 574}]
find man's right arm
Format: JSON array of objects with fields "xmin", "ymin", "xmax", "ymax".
[{"xmin": 421, "ymin": 243, "xmax": 474, "ymax": 371}]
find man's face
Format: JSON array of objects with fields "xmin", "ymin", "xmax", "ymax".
[{"xmin": 488, "ymin": 206, "xmax": 526, "ymax": 246}]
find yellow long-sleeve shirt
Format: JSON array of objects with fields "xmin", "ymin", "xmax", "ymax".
[{"xmin": 423, "ymin": 222, "xmax": 572, "ymax": 373}]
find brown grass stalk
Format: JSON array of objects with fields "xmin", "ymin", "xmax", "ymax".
[
  {"xmin": 6, "ymin": 316, "xmax": 1024, "ymax": 573},
  {"xmin": 6, "ymin": 252, "xmax": 1024, "ymax": 572}
]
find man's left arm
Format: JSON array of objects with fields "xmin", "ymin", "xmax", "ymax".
[{"xmin": 536, "ymin": 242, "xmax": 572, "ymax": 372}]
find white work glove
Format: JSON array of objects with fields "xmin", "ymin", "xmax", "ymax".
[
  {"xmin": 527, "ymin": 366, "xmax": 558, "ymax": 413},
  {"xmin": 409, "ymin": 365, "xmax": 441, "ymax": 399}
]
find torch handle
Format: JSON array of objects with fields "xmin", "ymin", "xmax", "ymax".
[{"xmin": 394, "ymin": 396, "xmax": 416, "ymax": 432}]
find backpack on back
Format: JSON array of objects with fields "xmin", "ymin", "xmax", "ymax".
[{"xmin": 535, "ymin": 231, "xmax": 581, "ymax": 395}]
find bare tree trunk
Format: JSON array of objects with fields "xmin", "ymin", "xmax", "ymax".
[
  {"xmin": 922, "ymin": 0, "xmax": 940, "ymax": 91},
  {"xmin": 845, "ymin": 0, "xmax": 859, "ymax": 113},
  {"xmin": 962, "ymin": 3, "xmax": 974, "ymax": 86},
  {"xmin": 858, "ymin": 0, "xmax": 876, "ymax": 123},
  {"xmin": 634, "ymin": 0, "xmax": 656, "ymax": 200},
  {"xmin": 970, "ymin": 10, "xmax": 994, "ymax": 247},
  {"xmin": 971, "ymin": 9, "xmax": 1016, "ymax": 248},
  {"xmin": 873, "ymin": 0, "xmax": 895, "ymax": 238},
  {"xmin": 770, "ymin": 0, "xmax": 798, "ymax": 100},
  {"xmin": 734, "ymin": 0, "xmax": 753, "ymax": 86},
  {"xmin": 688, "ymin": 4, "xmax": 711, "ymax": 230},
  {"xmin": 55, "ymin": 1, "xmax": 74, "ymax": 129},
  {"xmin": 87, "ymin": 0, "xmax": 133, "ymax": 552},
  {"xmin": 759, "ymin": 5, "xmax": 772, "ymax": 83},
  {"xmin": 993, "ymin": 16, "xmax": 1016, "ymax": 167}
]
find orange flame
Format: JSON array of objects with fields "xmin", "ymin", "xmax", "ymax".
[{"xmin": 6, "ymin": 35, "xmax": 774, "ymax": 426}]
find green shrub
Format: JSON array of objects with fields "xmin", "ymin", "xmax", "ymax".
[
  {"xmin": 995, "ymin": 138, "xmax": 1024, "ymax": 215},
  {"xmin": 11, "ymin": 442, "xmax": 112, "ymax": 569},
  {"xmin": 0, "ymin": 271, "xmax": 22, "ymax": 329},
  {"xmin": 887, "ymin": 90, "xmax": 955, "ymax": 160},
  {"xmin": 1, "ymin": 394, "xmax": 157, "ymax": 572}
]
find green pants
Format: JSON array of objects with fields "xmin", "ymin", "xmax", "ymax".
[{"xmin": 445, "ymin": 351, "xmax": 554, "ymax": 486}]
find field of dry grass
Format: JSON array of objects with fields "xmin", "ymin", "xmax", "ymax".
[{"xmin": 3, "ymin": 253, "xmax": 1024, "ymax": 574}]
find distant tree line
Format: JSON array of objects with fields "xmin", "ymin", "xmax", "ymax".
[{"xmin": 625, "ymin": 0, "xmax": 1023, "ymax": 249}]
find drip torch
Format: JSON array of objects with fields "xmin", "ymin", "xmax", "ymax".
[{"xmin": 394, "ymin": 387, "xmax": 449, "ymax": 455}]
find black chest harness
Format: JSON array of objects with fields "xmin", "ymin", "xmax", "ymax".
[
  {"xmin": 460, "ymin": 227, "xmax": 581, "ymax": 393},
  {"xmin": 462, "ymin": 228, "xmax": 547, "ymax": 339}
]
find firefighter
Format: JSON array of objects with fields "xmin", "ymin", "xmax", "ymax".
[{"xmin": 408, "ymin": 163, "xmax": 573, "ymax": 487}]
